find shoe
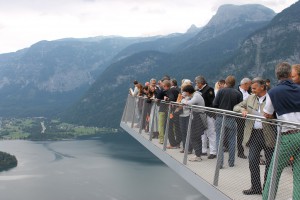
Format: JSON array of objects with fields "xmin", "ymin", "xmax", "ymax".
[
  {"xmin": 152, "ymin": 132, "xmax": 159, "ymax": 139},
  {"xmin": 238, "ymin": 154, "xmax": 247, "ymax": 159},
  {"xmin": 159, "ymin": 141, "xmax": 163, "ymax": 144},
  {"xmin": 201, "ymin": 153, "xmax": 207, "ymax": 156},
  {"xmin": 208, "ymin": 154, "xmax": 216, "ymax": 159},
  {"xmin": 242, "ymin": 188, "xmax": 262, "ymax": 195},
  {"xmin": 188, "ymin": 155, "xmax": 202, "ymax": 162},
  {"xmin": 167, "ymin": 145, "xmax": 180, "ymax": 149},
  {"xmin": 179, "ymin": 150, "xmax": 192, "ymax": 154},
  {"xmin": 229, "ymin": 163, "xmax": 234, "ymax": 167}
]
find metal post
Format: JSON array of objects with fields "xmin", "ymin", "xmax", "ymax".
[
  {"xmin": 131, "ymin": 97, "xmax": 137, "ymax": 128},
  {"xmin": 267, "ymin": 123, "xmax": 283, "ymax": 200},
  {"xmin": 149, "ymin": 101, "xmax": 157, "ymax": 141},
  {"xmin": 163, "ymin": 103, "xmax": 171, "ymax": 151},
  {"xmin": 213, "ymin": 114, "xmax": 226, "ymax": 186},
  {"xmin": 139, "ymin": 98, "xmax": 146, "ymax": 134},
  {"xmin": 122, "ymin": 95, "xmax": 130, "ymax": 123},
  {"xmin": 183, "ymin": 108, "xmax": 193, "ymax": 165}
]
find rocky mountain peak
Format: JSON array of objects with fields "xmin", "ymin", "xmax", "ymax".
[
  {"xmin": 182, "ymin": 4, "xmax": 275, "ymax": 49},
  {"xmin": 207, "ymin": 4, "xmax": 275, "ymax": 28},
  {"xmin": 186, "ymin": 24, "xmax": 201, "ymax": 34}
]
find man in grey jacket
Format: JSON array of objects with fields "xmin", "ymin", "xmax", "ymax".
[{"xmin": 234, "ymin": 77, "xmax": 276, "ymax": 195}]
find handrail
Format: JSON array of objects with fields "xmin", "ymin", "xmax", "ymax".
[{"xmin": 131, "ymin": 95, "xmax": 300, "ymax": 127}]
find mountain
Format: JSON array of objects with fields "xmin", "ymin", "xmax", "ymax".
[
  {"xmin": 171, "ymin": 4, "xmax": 275, "ymax": 79},
  {"xmin": 112, "ymin": 29, "xmax": 200, "ymax": 63},
  {"xmin": 221, "ymin": 1, "xmax": 300, "ymax": 81},
  {"xmin": 63, "ymin": 51, "xmax": 173, "ymax": 127},
  {"xmin": 0, "ymin": 36, "xmax": 157, "ymax": 117},
  {"xmin": 181, "ymin": 4, "xmax": 275, "ymax": 49},
  {"xmin": 62, "ymin": 4, "xmax": 276, "ymax": 127},
  {"xmin": 186, "ymin": 24, "xmax": 202, "ymax": 34},
  {"xmin": 0, "ymin": 27, "xmax": 202, "ymax": 118}
]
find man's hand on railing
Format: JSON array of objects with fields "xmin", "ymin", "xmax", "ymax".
[
  {"xmin": 164, "ymin": 96, "xmax": 170, "ymax": 101},
  {"xmin": 264, "ymin": 112, "xmax": 274, "ymax": 119},
  {"xmin": 242, "ymin": 110, "xmax": 248, "ymax": 117}
]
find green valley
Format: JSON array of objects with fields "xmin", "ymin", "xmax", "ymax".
[{"xmin": 0, "ymin": 118, "xmax": 118, "ymax": 140}]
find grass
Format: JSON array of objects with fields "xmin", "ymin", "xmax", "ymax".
[{"xmin": 0, "ymin": 117, "xmax": 117, "ymax": 140}]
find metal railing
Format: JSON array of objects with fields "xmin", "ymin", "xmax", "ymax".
[{"xmin": 121, "ymin": 95, "xmax": 300, "ymax": 200}]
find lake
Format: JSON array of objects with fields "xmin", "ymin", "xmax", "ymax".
[{"xmin": 0, "ymin": 133, "xmax": 207, "ymax": 200}]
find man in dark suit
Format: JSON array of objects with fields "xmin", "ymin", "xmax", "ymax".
[{"xmin": 195, "ymin": 76, "xmax": 217, "ymax": 159}]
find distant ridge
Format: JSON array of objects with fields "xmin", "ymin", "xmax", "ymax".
[
  {"xmin": 62, "ymin": 4, "xmax": 276, "ymax": 127},
  {"xmin": 0, "ymin": 36, "xmax": 157, "ymax": 117}
]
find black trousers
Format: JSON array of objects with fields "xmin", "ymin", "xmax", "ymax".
[
  {"xmin": 180, "ymin": 116, "xmax": 193, "ymax": 152},
  {"xmin": 248, "ymin": 129, "xmax": 274, "ymax": 191},
  {"xmin": 190, "ymin": 112, "xmax": 204, "ymax": 157},
  {"xmin": 236, "ymin": 118, "xmax": 246, "ymax": 155},
  {"xmin": 168, "ymin": 110, "xmax": 182, "ymax": 146}
]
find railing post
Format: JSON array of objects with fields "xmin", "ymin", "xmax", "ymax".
[
  {"xmin": 122, "ymin": 95, "xmax": 130, "ymax": 123},
  {"xmin": 213, "ymin": 114, "xmax": 226, "ymax": 186},
  {"xmin": 163, "ymin": 103, "xmax": 171, "ymax": 151},
  {"xmin": 183, "ymin": 107, "xmax": 193, "ymax": 165},
  {"xmin": 139, "ymin": 98, "xmax": 146, "ymax": 134},
  {"xmin": 131, "ymin": 97, "xmax": 137, "ymax": 128},
  {"xmin": 267, "ymin": 123, "xmax": 283, "ymax": 200},
  {"xmin": 149, "ymin": 100, "xmax": 157, "ymax": 141}
]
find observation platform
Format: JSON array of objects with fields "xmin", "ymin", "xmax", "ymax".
[{"xmin": 120, "ymin": 95, "xmax": 296, "ymax": 200}]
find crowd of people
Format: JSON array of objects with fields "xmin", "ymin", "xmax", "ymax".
[{"xmin": 129, "ymin": 62, "xmax": 300, "ymax": 198}]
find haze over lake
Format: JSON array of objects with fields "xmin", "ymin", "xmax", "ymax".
[{"xmin": 0, "ymin": 133, "xmax": 207, "ymax": 200}]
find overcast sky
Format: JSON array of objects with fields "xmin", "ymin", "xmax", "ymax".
[{"xmin": 0, "ymin": 0, "xmax": 297, "ymax": 54}]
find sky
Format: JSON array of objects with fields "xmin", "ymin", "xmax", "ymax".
[{"xmin": 0, "ymin": 0, "xmax": 298, "ymax": 54}]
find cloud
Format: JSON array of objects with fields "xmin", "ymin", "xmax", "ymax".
[
  {"xmin": 0, "ymin": 0, "xmax": 298, "ymax": 53},
  {"xmin": 0, "ymin": 23, "xmax": 5, "ymax": 30}
]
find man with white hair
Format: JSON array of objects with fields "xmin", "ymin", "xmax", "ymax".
[
  {"xmin": 239, "ymin": 78, "xmax": 252, "ymax": 100},
  {"xmin": 237, "ymin": 77, "xmax": 252, "ymax": 159}
]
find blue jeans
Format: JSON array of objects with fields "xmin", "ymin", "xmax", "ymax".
[{"xmin": 215, "ymin": 116, "xmax": 237, "ymax": 167}]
